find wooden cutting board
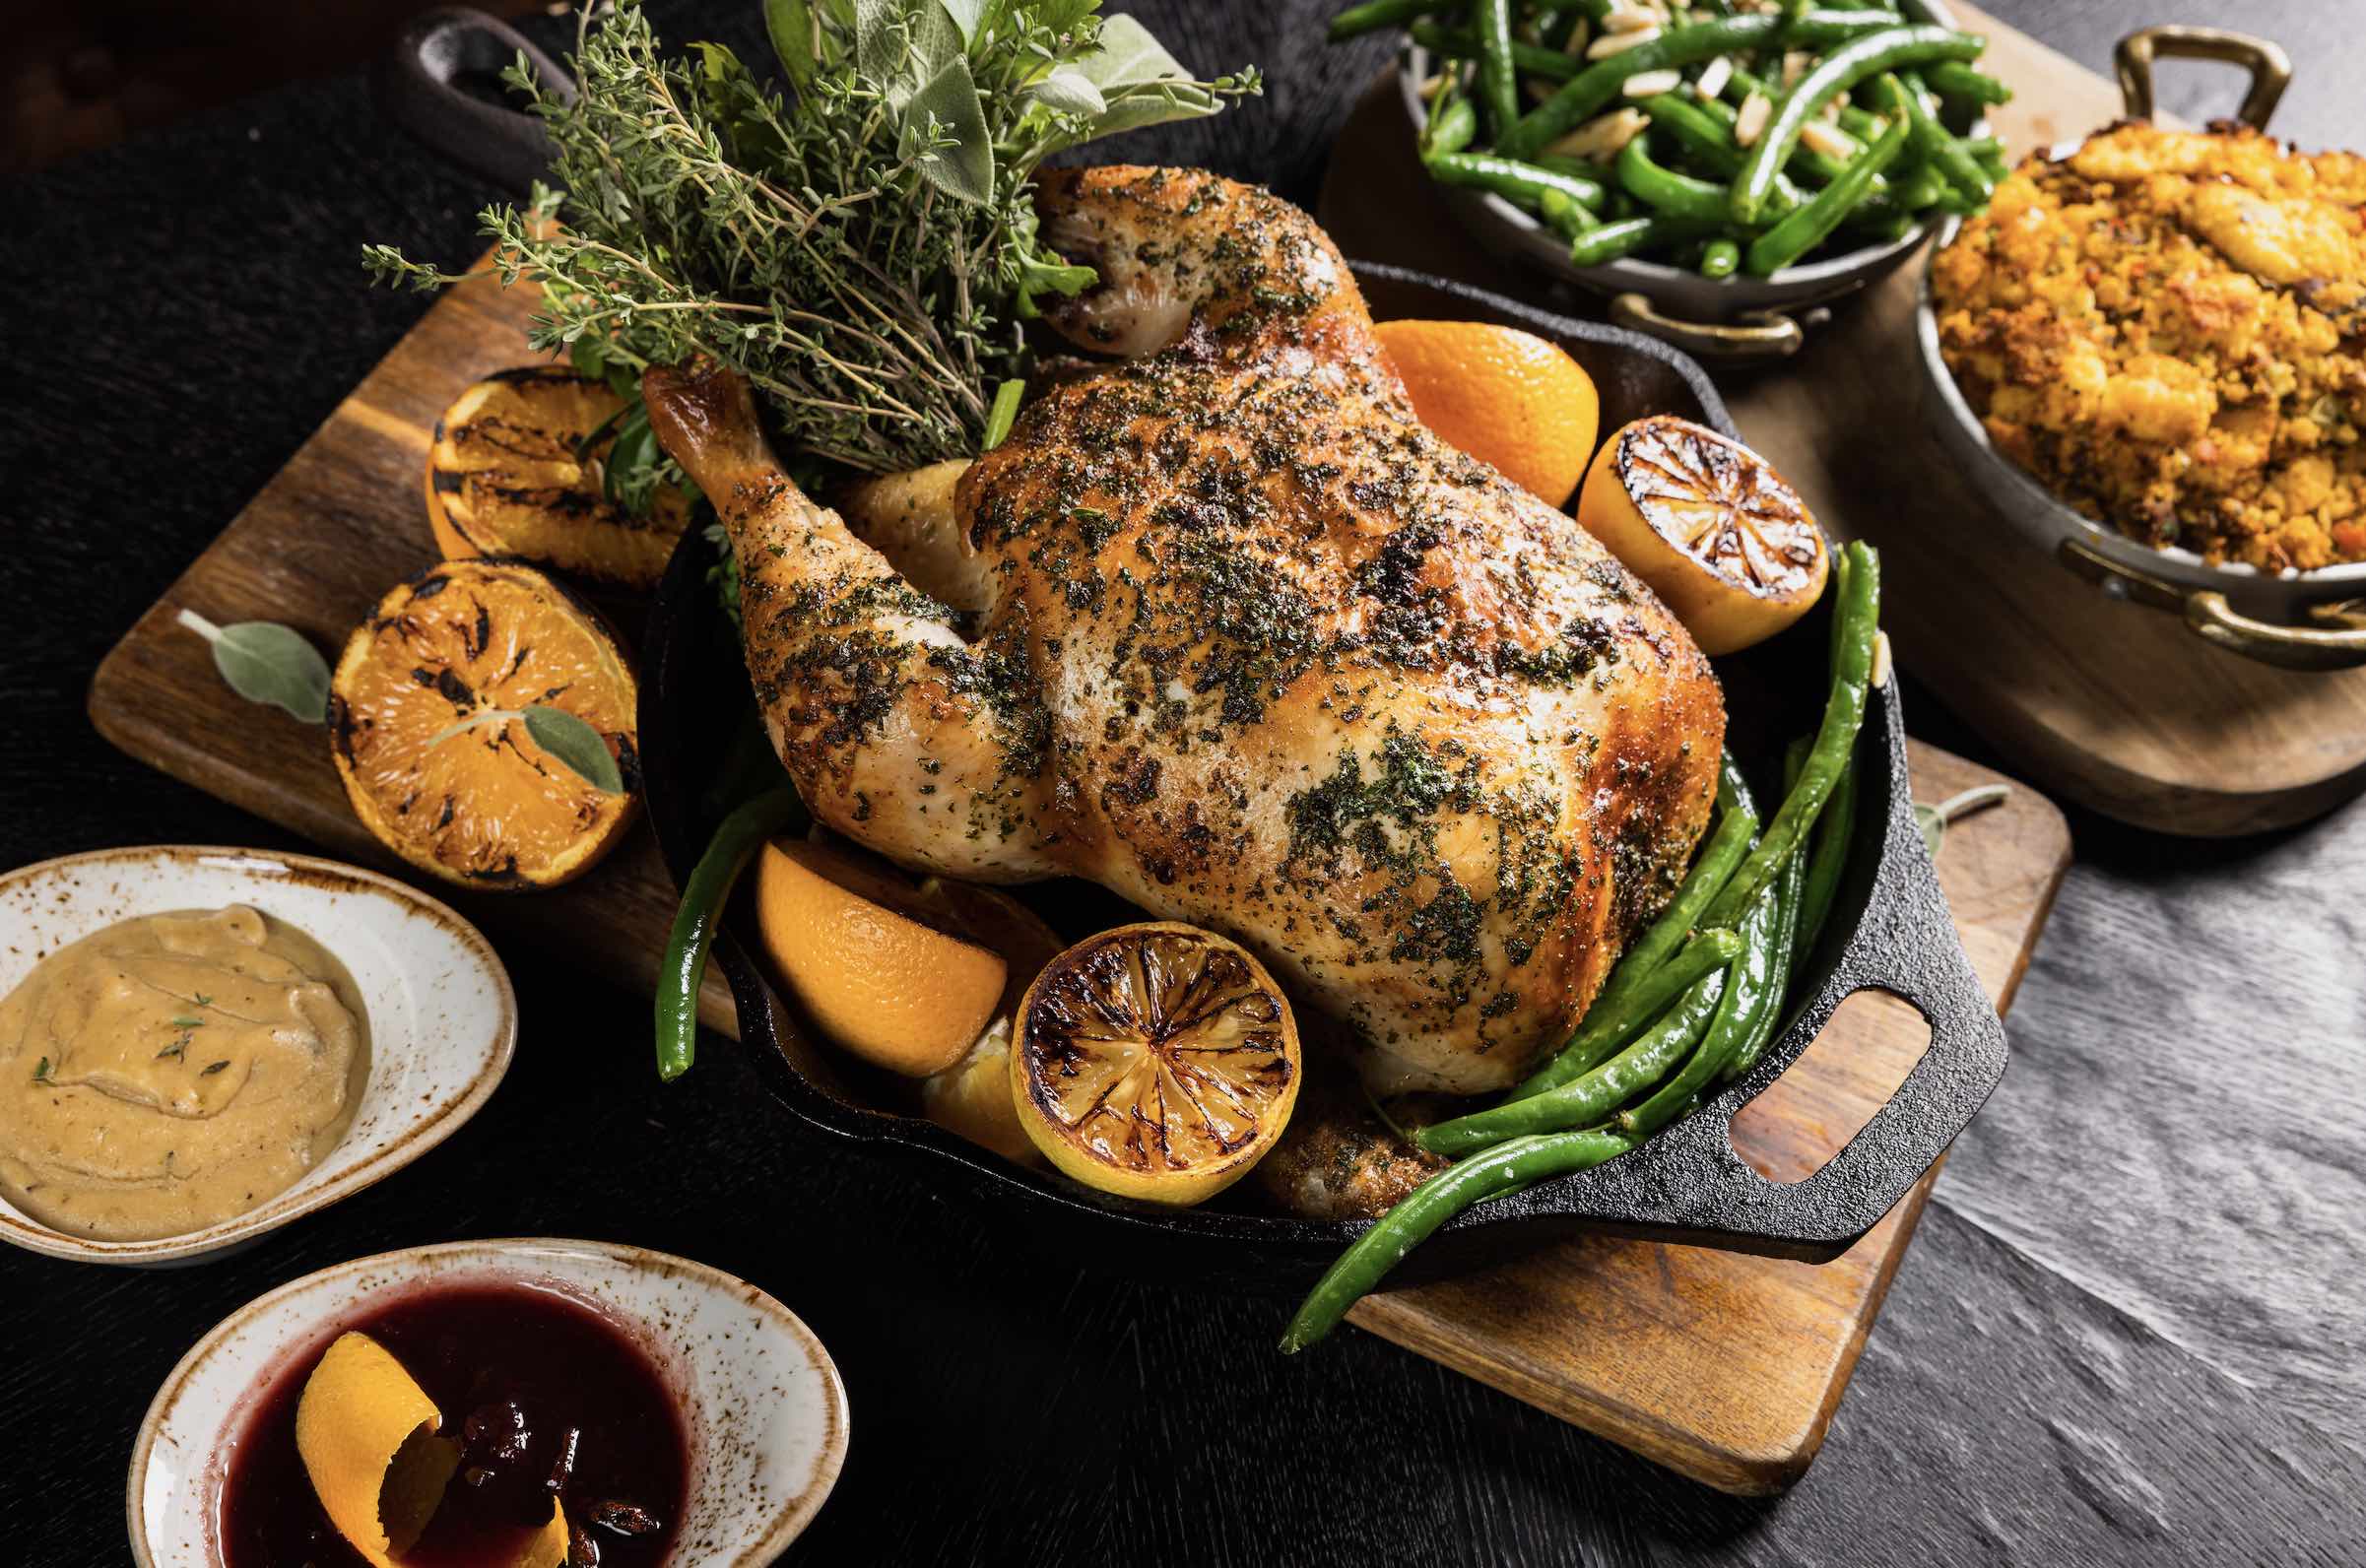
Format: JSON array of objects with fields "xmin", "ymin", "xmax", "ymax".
[
  {"xmin": 1317, "ymin": 3, "xmax": 2366, "ymax": 837},
  {"xmin": 90, "ymin": 141, "xmax": 2064, "ymax": 1501}
]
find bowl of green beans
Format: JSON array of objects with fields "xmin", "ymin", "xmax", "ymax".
[{"xmin": 1335, "ymin": 0, "xmax": 2009, "ymax": 357}]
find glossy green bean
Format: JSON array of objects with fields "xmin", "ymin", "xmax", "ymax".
[
  {"xmin": 1421, "ymin": 80, "xmax": 1479, "ymax": 158},
  {"xmin": 1419, "ymin": 966, "xmax": 1730, "ymax": 1156},
  {"xmin": 1566, "ymin": 213, "xmax": 1720, "ymax": 266},
  {"xmin": 1473, "ymin": 0, "xmax": 1520, "ymax": 137},
  {"xmin": 1729, "ymin": 25, "xmax": 1986, "ymax": 223},
  {"xmin": 1925, "ymin": 60, "xmax": 2011, "ymax": 104},
  {"xmin": 1795, "ymin": 747, "xmax": 1859, "ymax": 964},
  {"xmin": 1699, "ymin": 236, "xmax": 1742, "ymax": 278},
  {"xmin": 1501, "ymin": 14, "xmax": 1805, "ymax": 162},
  {"xmin": 1279, "ymin": 1127, "xmax": 1639, "ymax": 1351},
  {"xmin": 1872, "ymin": 70, "xmax": 1993, "ymax": 205},
  {"xmin": 1721, "ymin": 839, "xmax": 1808, "ymax": 1083},
  {"xmin": 1639, "ymin": 95, "xmax": 1811, "ymax": 212},
  {"xmin": 655, "ymin": 788, "xmax": 804, "ymax": 1081},
  {"xmin": 1616, "ymin": 134, "xmax": 1733, "ymax": 222},
  {"xmin": 1536, "ymin": 187, "xmax": 1600, "ymax": 237},
  {"xmin": 1622, "ymin": 872, "xmax": 1783, "ymax": 1134},
  {"xmin": 1701, "ymin": 541, "xmax": 1882, "ymax": 926},
  {"xmin": 1327, "ymin": 0, "xmax": 1445, "ymax": 42},
  {"xmin": 1411, "ymin": 21, "xmax": 1593, "ymax": 83},
  {"xmin": 1511, "ymin": 927, "xmax": 1744, "ymax": 1104},
  {"xmin": 1424, "ymin": 150, "xmax": 1609, "ymax": 216},
  {"xmin": 1743, "ymin": 111, "xmax": 1909, "ymax": 274}
]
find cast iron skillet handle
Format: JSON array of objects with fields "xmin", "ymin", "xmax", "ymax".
[
  {"xmin": 1523, "ymin": 681, "xmax": 2010, "ymax": 1258},
  {"xmin": 372, "ymin": 5, "xmax": 572, "ymax": 194},
  {"xmin": 2113, "ymin": 25, "xmax": 2291, "ymax": 130}
]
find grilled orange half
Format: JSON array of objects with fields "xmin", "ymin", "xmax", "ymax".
[
  {"xmin": 426, "ymin": 367, "xmax": 694, "ymax": 592},
  {"xmin": 329, "ymin": 559, "xmax": 639, "ymax": 889}
]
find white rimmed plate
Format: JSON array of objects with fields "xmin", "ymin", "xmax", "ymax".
[
  {"xmin": 127, "ymin": 1237, "xmax": 849, "ymax": 1566},
  {"xmin": 0, "ymin": 844, "xmax": 515, "ymax": 1265}
]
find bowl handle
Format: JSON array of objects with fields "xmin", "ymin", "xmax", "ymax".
[
  {"xmin": 1609, "ymin": 293, "xmax": 1806, "ymax": 360},
  {"xmin": 2114, "ymin": 25, "xmax": 2291, "ymax": 129},
  {"xmin": 371, "ymin": 5, "xmax": 570, "ymax": 194},
  {"xmin": 2057, "ymin": 537, "xmax": 2366, "ymax": 672}
]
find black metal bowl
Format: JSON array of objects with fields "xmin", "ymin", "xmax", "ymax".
[{"xmin": 638, "ymin": 263, "xmax": 2006, "ymax": 1293}]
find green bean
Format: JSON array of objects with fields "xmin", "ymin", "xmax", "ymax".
[
  {"xmin": 1424, "ymin": 150, "xmax": 1609, "ymax": 216},
  {"xmin": 1327, "ymin": 0, "xmax": 1446, "ymax": 42},
  {"xmin": 1701, "ymin": 541, "xmax": 1882, "ymax": 926},
  {"xmin": 1420, "ymin": 74, "xmax": 1479, "ymax": 158},
  {"xmin": 1473, "ymin": 0, "xmax": 1520, "ymax": 137},
  {"xmin": 1622, "ymin": 874, "xmax": 1782, "ymax": 1134},
  {"xmin": 1501, "ymin": 14, "xmax": 1804, "ymax": 162},
  {"xmin": 1279, "ymin": 1127, "xmax": 1638, "ymax": 1351},
  {"xmin": 654, "ymin": 788, "xmax": 804, "ymax": 1081},
  {"xmin": 1699, "ymin": 236, "xmax": 1742, "ymax": 278},
  {"xmin": 1420, "ymin": 965, "xmax": 1730, "ymax": 1156},
  {"xmin": 1711, "ymin": 67, "xmax": 1882, "ymax": 189},
  {"xmin": 1514, "ymin": 927, "xmax": 1745, "ymax": 1105},
  {"xmin": 1616, "ymin": 134, "xmax": 1733, "ymax": 222},
  {"xmin": 1510, "ymin": 798, "xmax": 1756, "ymax": 1100},
  {"xmin": 1536, "ymin": 187, "xmax": 1599, "ymax": 237},
  {"xmin": 1639, "ymin": 95, "xmax": 1810, "ymax": 212},
  {"xmin": 1721, "ymin": 841, "xmax": 1807, "ymax": 1083},
  {"xmin": 1411, "ymin": 22, "xmax": 1600, "ymax": 83},
  {"xmin": 1566, "ymin": 213, "xmax": 1721, "ymax": 266},
  {"xmin": 1743, "ymin": 110, "xmax": 1909, "ymax": 274},
  {"xmin": 1871, "ymin": 70, "xmax": 1993, "ymax": 206},
  {"xmin": 1720, "ymin": 749, "xmax": 1758, "ymax": 819},
  {"xmin": 1729, "ymin": 25, "xmax": 1986, "ymax": 224},
  {"xmin": 1925, "ymin": 60, "xmax": 2011, "ymax": 105},
  {"xmin": 1795, "ymin": 745, "xmax": 1858, "ymax": 968}
]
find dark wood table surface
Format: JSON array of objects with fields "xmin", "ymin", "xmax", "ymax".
[{"xmin": 6, "ymin": 3, "xmax": 2364, "ymax": 1563}]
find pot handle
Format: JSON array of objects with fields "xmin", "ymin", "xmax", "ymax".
[
  {"xmin": 2114, "ymin": 25, "xmax": 2291, "ymax": 129},
  {"xmin": 371, "ymin": 5, "xmax": 571, "ymax": 194},
  {"xmin": 1609, "ymin": 292, "xmax": 1806, "ymax": 360},
  {"xmin": 2057, "ymin": 538, "xmax": 2366, "ymax": 672}
]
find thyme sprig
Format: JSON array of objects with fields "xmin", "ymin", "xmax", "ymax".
[{"xmin": 365, "ymin": 1, "xmax": 1256, "ymax": 478}]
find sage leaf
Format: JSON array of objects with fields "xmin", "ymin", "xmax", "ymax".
[
  {"xmin": 903, "ymin": 55, "xmax": 996, "ymax": 205},
  {"xmin": 1031, "ymin": 68, "xmax": 1107, "ymax": 119},
  {"xmin": 1074, "ymin": 15, "xmax": 1220, "ymax": 139},
  {"xmin": 523, "ymin": 705, "xmax": 625, "ymax": 795},
  {"xmin": 766, "ymin": 0, "xmax": 848, "ymax": 90},
  {"xmin": 939, "ymin": 0, "xmax": 988, "ymax": 42},
  {"xmin": 1913, "ymin": 784, "xmax": 2010, "ymax": 861},
  {"xmin": 176, "ymin": 610, "xmax": 330, "ymax": 725}
]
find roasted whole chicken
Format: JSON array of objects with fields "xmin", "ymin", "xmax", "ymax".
[{"xmin": 645, "ymin": 166, "xmax": 1725, "ymax": 1094}]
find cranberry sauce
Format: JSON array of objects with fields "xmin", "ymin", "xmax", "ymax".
[{"xmin": 220, "ymin": 1280, "xmax": 690, "ymax": 1567}]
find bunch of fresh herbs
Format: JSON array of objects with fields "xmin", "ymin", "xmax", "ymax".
[{"xmin": 366, "ymin": 0, "xmax": 1256, "ymax": 492}]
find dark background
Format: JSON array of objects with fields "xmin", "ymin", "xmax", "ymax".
[{"xmin": 6, "ymin": 3, "xmax": 2365, "ymax": 1563}]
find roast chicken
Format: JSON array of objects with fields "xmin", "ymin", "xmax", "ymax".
[{"xmin": 644, "ymin": 166, "xmax": 1725, "ymax": 1095}]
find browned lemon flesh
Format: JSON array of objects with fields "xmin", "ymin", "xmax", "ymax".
[
  {"xmin": 1574, "ymin": 416, "xmax": 1828, "ymax": 656},
  {"xmin": 329, "ymin": 559, "xmax": 639, "ymax": 889},
  {"xmin": 427, "ymin": 367, "xmax": 693, "ymax": 591},
  {"xmin": 1013, "ymin": 922, "xmax": 1299, "ymax": 1206}
]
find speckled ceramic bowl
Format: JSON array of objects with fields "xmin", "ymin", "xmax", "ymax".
[
  {"xmin": 0, "ymin": 845, "xmax": 515, "ymax": 1266},
  {"xmin": 126, "ymin": 1238, "xmax": 849, "ymax": 1567}
]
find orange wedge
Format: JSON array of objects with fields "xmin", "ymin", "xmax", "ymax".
[
  {"xmin": 751, "ymin": 836, "xmax": 1011, "ymax": 1078},
  {"xmin": 1012, "ymin": 922, "xmax": 1300, "ymax": 1206},
  {"xmin": 329, "ymin": 559, "xmax": 639, "ymax": 889},
  {"xmin": 1574, "ymin": 416, "xmax": 1828, "ymax": 655},
  {"xmin": 914, "ymin": 882, "xmax": 1066, "ymax": 1163},
  {"xmin": 427, "ymin": 367, "xmax": 694, "ymax": 591}
]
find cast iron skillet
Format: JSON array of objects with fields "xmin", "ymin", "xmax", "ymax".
[
  {"xmin": 370, "ymin": 13, "xmax": 2007, "ymax": 1292},
  {"xmin": 636, "ymin": 265, "xmax": 2007, "ymax": 1293}
]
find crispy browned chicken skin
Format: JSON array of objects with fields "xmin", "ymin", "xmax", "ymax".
[{"xmin": 646, "ymin": 166, "xmax": 1724, "ymax": 1094}]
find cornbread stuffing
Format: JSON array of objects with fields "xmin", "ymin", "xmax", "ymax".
[{"xmin": 1933, "ymin": 122, "xmax": 2366, "ymax": 570}]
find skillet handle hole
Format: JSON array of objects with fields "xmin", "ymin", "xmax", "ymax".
[{"xmin": 1732, "ymin": 988, "xmax": 1931, "ymax": 1185}]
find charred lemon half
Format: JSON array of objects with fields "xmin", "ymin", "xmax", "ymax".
[
  {"xmin": 1574, "ymin": 415, "xmax": 1827, "ymax": 656},
  {"xmin": 426, "ymin": 367, "xmax": 694, "ymax": 591},
  {"xmin": 1013, "ymin": 922, "xmax": 1299, "ymax": 1206},
  {"xmin": 330, "ymin": 559, "xmax": 639, "ymax": 889}
]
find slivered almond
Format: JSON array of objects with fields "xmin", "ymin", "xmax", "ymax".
[
  {"xmin": 1693, "ymin": 56, "xmax": 1734, "ymax": 101},
  {"xmin": 1733, "ymin": 92, "xmax": 1772, "ymax": 148},
  {"xmin": 1799, "ymin": 121, "xmax": 1860, "ymax": 161},
  {"xmin": 1544, "ymin": 107, "xmax": 1653, "ymax": 163},
  {"xmin": 1622, "ymin": 68, "xmax": 1682, "ymax": 98},
  {"xmin": 1586, "ymin": 25, "xmax": 1661, "ymax": 58},
  {"xmin": 1782, "ymin": 50, "xmax": 1811, "ymax": 88},
  {"xmin": 1601, "ymin": 6, "xmax": 1661, "ymax": 33}
]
